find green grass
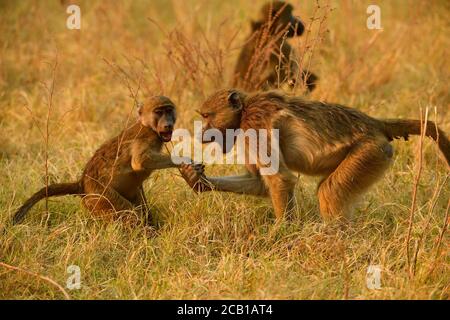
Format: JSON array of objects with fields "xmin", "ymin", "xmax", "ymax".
[{"xmin": 0, "ymin": 0, "xmax": 448, "ymax": 299}]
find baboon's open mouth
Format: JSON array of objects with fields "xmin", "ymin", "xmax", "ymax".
[{"xmin": 159, "ymin": 131, "xmax": 173, "ymax": 142}]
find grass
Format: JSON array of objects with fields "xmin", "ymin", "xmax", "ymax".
[{"xmin": 0, "ymin": 0, "xmax": 449, "ymax": 299}]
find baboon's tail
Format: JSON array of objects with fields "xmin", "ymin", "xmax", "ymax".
[
  {"xmin": 382, "ymin": 119, "xmax": 450, "ymax": 166},
  {"xmin": 12, "ymin": 182, "xmax": 82, "ymax": 224}
]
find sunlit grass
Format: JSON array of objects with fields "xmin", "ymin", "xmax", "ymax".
[{"xmin": 0, "ymin": 0, "xmax": 448, "ymax": 299}]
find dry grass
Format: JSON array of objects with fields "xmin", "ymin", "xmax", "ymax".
[{"xmin": 0, "ymin": 0, "xmax": 449, "ymax": 299}]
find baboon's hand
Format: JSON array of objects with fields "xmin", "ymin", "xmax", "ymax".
[
  {"xmin": 178, "ymin": 157, "xmax": 194, "ymax": 165},
  {"xmin": 180, "ymin": 163, "xmax": 206, "ymax": 191},
  {"xmin": 192, "ymin": 163, "xmax": 205, "ymax": 175}
]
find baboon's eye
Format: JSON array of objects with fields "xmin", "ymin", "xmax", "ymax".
[{"xmin": 195, "ymin": 110, "xmax": 210, "ymax": 119}]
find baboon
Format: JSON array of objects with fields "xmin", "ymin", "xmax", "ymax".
[
  {"xmin": 233, "ymin": 1, "xmax": 318, "ymax": 92},
  {"xmin": 13, "ymin": 96, "xmax": 193, "ymax": 225},
  {"xmin": 181, "ymin": 89, "xmax": 450, "ymax": 222}
]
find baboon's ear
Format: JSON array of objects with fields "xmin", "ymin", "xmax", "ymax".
[{"xmin": 228, "ymin": 91, "xmax": 242, "ymax": 110}]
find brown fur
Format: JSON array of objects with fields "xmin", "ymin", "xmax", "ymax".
[
  {"xmin": 182, "ymin": 89, "xmax": 450, "ymax": 222},
  {"xmin": 13, "ymin": 96, "xmax": 189, "ymax": 225},
  {"xmin": 233, "ymin": 1, "xmax": 318, "ymax": 92}
]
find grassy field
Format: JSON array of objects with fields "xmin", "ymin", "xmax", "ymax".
[{"xmin": 0, "ymin": 0, "xmax": 449, "ymax": 299}]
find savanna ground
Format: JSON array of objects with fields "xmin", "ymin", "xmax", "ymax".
[{"xmin": 0, "ymin": 0, "xmax": 449, "ymax": 299}]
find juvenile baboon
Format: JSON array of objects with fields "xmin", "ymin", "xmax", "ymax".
[
  {"xmin": 233, "ymin": 1, "xmax": 318, "ymax": 92},
  {"xmin": 181, "ymin": 89, "xmax": 450, "ymax": 222},
  {"xmin": 13, "ymin": 96, "xmax": 193, "ymax": 225}
]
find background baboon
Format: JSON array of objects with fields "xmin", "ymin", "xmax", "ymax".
[
  {"xmin": 13, "ymin": 96, "xmax": 192, "ymax": 225},
  {"xmin": 182, "ymin": 89, "xmax": 450, "ymax": 221},
  {"xmin": 233, "ymin": 1, "xmax": 318, "ymax": 92}
]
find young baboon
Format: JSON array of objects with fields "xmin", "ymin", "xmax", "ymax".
[
  {"xmin": 13, "ymin": 96, "xmax": 193, "ymax": 225},
  {"xmin": 181, "ymin": 89, "xmax": 450, "ymax": 222},
  {"xmin": 233, "ymin": 1, "xmax": 318, "ymax": 92}
]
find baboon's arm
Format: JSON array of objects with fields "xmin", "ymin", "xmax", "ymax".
[
  {"xmin": 132, "ymin": 152, "xmax": 190, "ymax": 171},
  {"xmin": 181, "ymin": 165, "xmax": 268, "ymax": 196},
  {"xmin": 205, "ymin": 174, "xmax": 268, "ymax": 196}
]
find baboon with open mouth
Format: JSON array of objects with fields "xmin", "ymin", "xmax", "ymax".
[{"xmin": 13, "ymin": 96, "xmax": 195, "ymax": 225}]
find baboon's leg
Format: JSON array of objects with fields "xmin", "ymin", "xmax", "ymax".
[
  {"xmin": 82, "ymin": 187, "xmax": 136, "ymax": 222},
  {"xmin": 262, "ymin": 167, "xmax": 297, "ymax": 220},
  {"xmin": 134, "ymin": 186, "xmax": 151, "ymax": 225},
  {"xmin": 137, "ymin": 186, "xmax": 149, "ymax": 210},
  {"xmin": 317, "ymin": 138, "xmax": 393, "ymax": 222}
]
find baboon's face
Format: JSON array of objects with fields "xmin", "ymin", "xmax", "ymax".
[
  {"xmin": 198, "ymin": 90, "xmax": 243, "ymax": 153},
  {"xmin": 260, "ymin": 1, "xmax": 304, "ymax": 38},
  {"xmin": 139, "ymin": 96, "xmax": 177, "ymax": 142}
]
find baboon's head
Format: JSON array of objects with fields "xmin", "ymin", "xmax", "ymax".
[
  {"xmin": 254, "ymin": 1, "xmax": 304, "ymax": 38},
  {"xmin": 197, "ymin": 89, "xmax": 245, "ymax": 153},
  {"xmin": 138, "ymin": 96, "xmax": 177, "ymax": 142}
]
